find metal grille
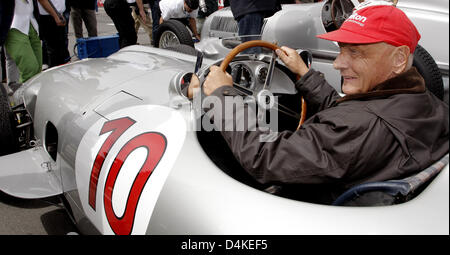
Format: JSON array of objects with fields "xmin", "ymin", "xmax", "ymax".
[{"xmin": 210, "ymin": 16, "xmax": 238, "ymax": 33}]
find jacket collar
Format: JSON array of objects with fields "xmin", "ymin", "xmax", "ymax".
[{"xmin": 336, "ymin": 67, "xmax": 426, "ymax": 104}]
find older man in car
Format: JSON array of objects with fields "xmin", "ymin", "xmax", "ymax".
[{"xmin": 199, "ymin": 4, "xmax": 449, "ymax": 203}]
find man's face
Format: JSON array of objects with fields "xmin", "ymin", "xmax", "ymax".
[{"xmin": 333, "ymin": 42, "xmax": 396, "ymax": 95}]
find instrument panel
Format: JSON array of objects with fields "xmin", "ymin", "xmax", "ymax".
[{"xmin": 229, "ymin": 60, "xmax": 297, "ymax": 95}]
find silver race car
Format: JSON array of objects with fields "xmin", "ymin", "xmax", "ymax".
[
  {"xmin": 158, "ymin": 0, "xmax": 449, "ymax": 102},
  {"xmin": 0, "ymin": 0, "xmax": 448, "ymax": 235}
]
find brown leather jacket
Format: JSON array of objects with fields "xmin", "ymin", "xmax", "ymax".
[{"xmin": 204, "ymin": 67, "xmax": 449, "ymax": 202}]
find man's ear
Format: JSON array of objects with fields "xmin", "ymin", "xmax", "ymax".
[{"xmin": 392, "ymin": 45, "xmax": 410, "ymax": 74}]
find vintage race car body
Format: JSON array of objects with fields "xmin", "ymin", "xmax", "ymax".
[
  {"xmin": 195, "ymin": 0, "xmax": 449, "ymax": 102},
  {"xmin": 0, "ymin": 43, "xmax": 448, "ymax": 234}
]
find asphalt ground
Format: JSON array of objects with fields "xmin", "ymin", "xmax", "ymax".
[{"xmin": 0, "ymin": 6, "xmax": 152, "ymax": 236}]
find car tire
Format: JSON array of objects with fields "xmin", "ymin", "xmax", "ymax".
[
  {"xmin": 164, "ymin": 44, "xmax": 198, "ymax": 56},
  {"xmin": 155, "ymin": 19, "xmax": 194, "ymax": 49},
  {"xmin": 0, "ymin": 84, "xmax": 18, "ymax": 156},
  {"xmin": 413, "ymin": 44, "xmax": 444, "ymax": 100}
]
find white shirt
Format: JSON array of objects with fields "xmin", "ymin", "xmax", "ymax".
[
  {"xmin": 38, "ymin": 0, "xmax": 66, "ymax": 15},
  {"xmin": 159, "ymin": 0, "xmax": 198, "ymax": 21},
  {"xmin": 11, "ymin": 0, "xmax": 39, "ymax": 35}
]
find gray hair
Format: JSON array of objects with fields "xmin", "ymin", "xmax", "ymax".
[{"xmin": 407, "ymin": 53, "xmax": 414, "ymax": 69}]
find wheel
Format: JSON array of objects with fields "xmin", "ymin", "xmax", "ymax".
[
  {"xmin": 413, "ymin": 44, "xmax": 444, "ymax": 100},
  {"xmin": 155, "ymin": 20, "xmax": 194, "ymax": 49},
  {"xmin": 330, "ymin": 0, "xmax": 355, "ymax": 28},
  {"xmin": 164, "ymin": 44, "xmax": 198, "ymax": 56},
  {"xmin": 0, "ymin": 84, "xmax": 18, "ymax": 156}
]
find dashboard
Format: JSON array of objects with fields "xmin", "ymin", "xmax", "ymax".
[
  {"xmin": 175, "ymin": 58, "xmax": 299, "ymax": 101},
  {"xmin": 229, "ymin": 60, "xmax": 297, "ymax": 95}
]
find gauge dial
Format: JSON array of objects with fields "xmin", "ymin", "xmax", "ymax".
[
  {"xmin": 256, "ymin": 65, "xmax": 268, "ymax": 84},
  {"xmin": 231, "ymin": 64, "xmax": 253, "ymax": 89}
]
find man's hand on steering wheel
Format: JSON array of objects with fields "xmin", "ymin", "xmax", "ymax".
[
  {"xmin": 193, "ymin": 40, "xmax": 308, "ymax": 128},
  {"xmin": 275, "ymin": 46, "xmax": 310, "ymax": 77},
  {"xmin": 203, "ymin": 66, "xmax": 233, "ymax": 96}
]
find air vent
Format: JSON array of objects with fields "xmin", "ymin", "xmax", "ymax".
[
  {"xmin": 45, "ymin": 122, "xmax": 58, "ymax": 161},
  {"xmin": 210, "ymin": 16, "xmax": 238, "ymax": 33}
]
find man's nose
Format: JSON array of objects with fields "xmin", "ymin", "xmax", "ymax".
[{"xmin": 333, "ymin": 53, "xmax": 347, "ymax": 70}]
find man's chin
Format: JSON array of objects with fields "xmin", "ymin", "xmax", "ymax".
[{"xmin": 342, "ymin": 83, "xmax": 362, "ymax": 95}]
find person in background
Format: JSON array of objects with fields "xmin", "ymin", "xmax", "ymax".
[
  {"xmin": 4, "ymin": 0, "xmax": 65, "ymax": 84},
  {"xmin": 104, "ymin": 0, "xmax": 146, "ymax": 48},
  {"xmin": 42, "ymin": 0, "xmax": 71, "ymax": 70},
  {"xmin": 228, "ymin": 0, "xmax": 280, "ymax": 40},
  {"xmin": 0, "ymin": 0, "xmax": 15, "ymax": 47},
  {"xmin": 38, "ymin": 0, "xmax": 70, "ymax": 67},
  {"xmin": 131, "ymin": 0, "xmax": 153, "ymax": 43},
  {"xmin": 197, "ymin": 0, "xmax": 218, "ymax": 35},
  {"xmin": 68, "ymin": 0, "xmax": 98, "ymax": 39},
  {"xmin": 148, "ymin": 0, "xmax": 161, "ymax": 46},
  {"xmin": 62, "ymin": 0, "xmax": 71, "ymax": 61},
  {"xmin": 0, "ymin": 0, "xmax": 15, "ymax": 94},
  {"xmin": 158, "ymin": 0, "xmax": 201, "ymax": 41},
  {"xmin": 1, "ymin": 49, "xmax": 6, "ymax": 86},
  {"xmin": 229, "ymin": 0, "xmax": 280, "ymax": 53}
]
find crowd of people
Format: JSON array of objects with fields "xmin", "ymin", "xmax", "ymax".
[
  {"xmin": 1, "ymin": 0, "xmax": 98, "ymax": 94},
  {"xmin": 1, "ymin": 0, "xmax": 320, "ymax": 94}
]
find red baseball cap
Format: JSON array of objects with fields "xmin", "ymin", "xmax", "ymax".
[{"xmin": 317, "ymin": 5, "xmax": 421, "ymax": 53}]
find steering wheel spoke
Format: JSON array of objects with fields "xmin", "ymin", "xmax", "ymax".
[{"xmin": 262, "ymin": 51, "xmax": 278, "ymax": 91}]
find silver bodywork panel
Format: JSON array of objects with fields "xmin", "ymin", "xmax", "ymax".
[
  {"xmin": 149, "ymin": 149, "xmax": 449, "ymax": 234},
  {"xmin": 0, "ymin": 146, "xmax": 62, "ymax": 199}
]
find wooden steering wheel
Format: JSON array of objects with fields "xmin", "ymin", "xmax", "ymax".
[{"xmin": 219, "ymin": 40, "xmax": 307, "ymax": 128}]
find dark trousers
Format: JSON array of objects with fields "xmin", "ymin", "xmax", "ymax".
[
  {"xmin": 63, "ymin": 7, "xmax": 71, "ymax": 54},
  {"xmin": 237, "ymin": 12, "xmax": 264, "ymax": 41},
  {"xmin": 1, "ymin": 47, "xmax": 5, "ymax": 81},
  {"xmin": 237, "ymin": 12, "xmax": 264, "ymax": 53},
  {"xmin": 104, "ymin": 0, "xmax": 137, "ymax": 48},
  {"xmin": 39, "ymin": 15, "xmax": 70, "ymax": 67},
  {"xmin": 71, "ymin": 7, "xmax": 98, "ymax": 39},
  {"xmin": 0, "ymin": 0, "xmax": 14, "ymax": 45},
  {"xmin": 149, "ymin": 0, "xmax": 161, "ymax": 46}
]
